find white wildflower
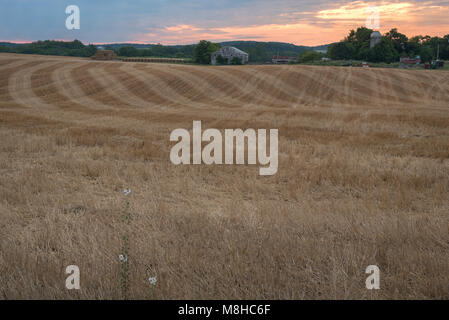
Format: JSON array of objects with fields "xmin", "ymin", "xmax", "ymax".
[
  {"xmin": 148, "ymin": 276, "xmax": 157, "ymax": 285},
  {"xmin": 119, "ymin": 254, "xmax": 127, "ymax": 262}
]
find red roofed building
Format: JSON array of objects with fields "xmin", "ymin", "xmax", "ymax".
[{"xmin": 400, "ymin": 56, "xmax": 421, "ymax": 65}]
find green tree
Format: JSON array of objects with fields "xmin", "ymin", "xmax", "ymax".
[
  {"xmin": 385, "ymin": 28, "xmax": 408, "ymax": 54},
  {"xmin": 409, "ymin": 35, "xmax": 424, "ymax": 44},
  {"xmin": 298, "ymin": 51, "xmax": 320, "ymax": 63},
  {"xmin": 346, "ymin": 27, "xmax": 373, "ymax": 52},
  {"xmin": 84, "ymin": 45, "xmax": 98, "ymax": 57},
  {"xmin": 118, "ymin": 46, "xmax": 138, "ymax": 57},
  {"xmin": 247, "ymin": 43, "xmax": 266, "ymax": 62},
  {"xmin": 405, "ymin": 39, "xmax": 421, "ymax": 57},
  {"xmin": 419, "ymin": 46, "xmax": 433, "ymax": 63},
  {"xmin": 194, "ymin": 40, "xmax": 221, "ymax": 64},
  {"xmin": 328, "ymin": 42, "xmax": 355, "ymax": 60},
  {"xmin": 0, "ymin": 46, "xmax": 11, "ymax": 53},
  {"xmin": 68, "ymin": 39, "xmax": 85, "ymax": 49},
  {"xmin": 368, "ymin": 38, "xmax": 398, "ymax": 63},
  {"xmin": 442, "ymin": 35, "xmax": 449, "ymax": 60}
]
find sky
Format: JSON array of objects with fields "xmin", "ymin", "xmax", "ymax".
[{"xmin": 0, "ymin": 0, "xmax": 448, "ymax": 45}]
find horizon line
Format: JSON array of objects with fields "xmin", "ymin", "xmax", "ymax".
[{"xmin": 1, "ymin": 39, "xmax": 332, "ymax": 47}]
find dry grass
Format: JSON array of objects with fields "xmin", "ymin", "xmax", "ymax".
[{"xmin": 0, "ymin": 53, "xmax": 449, "ymax": 299}]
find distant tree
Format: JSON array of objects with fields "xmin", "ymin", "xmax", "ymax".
[
  {"xmin": 118, "ymin": 46, "xmax": 138, "ymax": 57},
  {"xmin": 429, "ymin": 36, "xmax": 449, "ymax": 60},
  {"xmin": 442, "ymin": 35, "xmax": 449, "ymax": 60},
  {"xmin": 405, "ymin": 40, "xmax": 421, "ymax": 57},
  {"xmin": 419, "ymin": 46, "xmax": 433, "ymax": 63},
  {"xmin": 84, "ymin": 44, "xmax": 98, "ymax": 57},
  {"xmin": 68, "ymin": 39, "xmax": 85, "ymax": 49},
  {"xmin": 346, "ymin": 27, "xmax": 373, "ymax": 45},
  {"xmin": 357, "ymin": 46, "xmax": 371, "ymax": 61},
  {"xmin": 421, "ymin": 35, "xmax": 432, "ymax": 44},
  {"xmin": 385, "ymin": 28, "xmax": 408, "ymax": 54},
  {"xmin": 368, "ymin": 38, "xmax": 398, "ymax": 63},
  {"xmin": 139, "ymin": 49, "xmax": 153, "ymax": 57},
  {"xmin": 298, "ymin": 51, "xmax": 320, "ymax": 63},
  {"xmin": 329, "ymin": 28, "xmax": 449, "ymax": 64},
  {"xmin": 328, "ymin": 42, "xmax": 355, "ymax": 60},
  {"xmin": 246, "ymin": 43, "xmax": 266, "ymax": 62},
  {"xmin": 346, "ymin": 27, "xmax": 373, "ymax": 59},
  {"xmin": 194, "ymin": 40, "xmax": 221, "ymax": 64},
  {"xmin": 409, "ymin": 35, "xmax": 424, "ymax": 44},
  {"xmin": 0, "ymin": 40, "xmax": 97, "ymax": 57}
]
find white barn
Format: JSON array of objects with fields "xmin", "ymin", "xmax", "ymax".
[{"xmin": 211, "ymin": 46, "xmax": 249, "ymax": 65}]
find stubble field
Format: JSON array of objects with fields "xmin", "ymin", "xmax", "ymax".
[{"xmin": 0, "ymin": 53, "xmax": 449, "ymax": 299}]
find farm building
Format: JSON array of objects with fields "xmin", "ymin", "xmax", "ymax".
[
  {"xmin": 399, "ymin": 56, "xmax": 422, "ymax": 67},
  {"xmin": 91, "ymin": 50, "xmax": 118, "ymax": 60},
  {"xmin": 370, "ymin": 31, "xmax": 382, "ymax": 48},
  {"xmin": 211, "ymin": 46, "xmax": 249, "ymax": 65},
  {"xmin": 272, "ymin": 55, "xmax": 297, "ymax": 64},
  {"xmin": 400, "ymin": 56, "xmax": 422, "ymax": 65}
]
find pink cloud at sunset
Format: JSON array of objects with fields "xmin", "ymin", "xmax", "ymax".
[
  {"xmin": 2, "ymin": 0, "xmax": 448, "ymax": 45},
  {"xmin": 133, "ymin": 1, "xmax": 449, "ymax": 45}
]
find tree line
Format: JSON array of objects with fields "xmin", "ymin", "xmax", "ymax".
[
  {"xmin": 328, "ymin": 27, "xmax": 449, "ymax": 63},
  {"xmin": 0, "ymin": 39, "xmax": 321, "ymax": 64},
  {"xmin": 116, "ymin": 44, "xmax": 195, "ymax": 59},
  {"xmin": 116, "ymin": 41, "xmax": 217, "ymax": 64},
  {"xmin": 117, "ymin": 40, "xmax": 324, "ymax": 63},
  {"xmin": 0, "ymin": 40, "xmax": 97, "ymax": 57},
  {"xmin": 2, "ymin": 30, "xmax": 448, "ymax": 65}
]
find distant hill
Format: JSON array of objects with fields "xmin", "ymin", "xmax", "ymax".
[
  {"xmin": 221, "ymin": 41, "xmax": 328, "ymax": 53},
  {"xmin": 219, "ymin": 41, "xmax": 329, "ymax": 62},
  {"xmin": 0, "ymin": 42, "xmax": 23, "ymax": 47},
  {"xmin": 99, "ymin": 41, "xmax": 328, "ymax": 51},
  {"xmin": 97, "ymin": 41, "xmax": 330, "ymax": 62},
  {"xmin": 0, "ymin": 40, "xmax": 331, "ymax": 62}
]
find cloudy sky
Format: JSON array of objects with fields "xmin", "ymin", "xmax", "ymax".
[{"xmin": 1, "ymin": 0, "xmax": 448, "ymax": 45}]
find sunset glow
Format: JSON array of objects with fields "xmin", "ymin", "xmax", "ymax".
[
  {"xmin": 132, "ymin": 1, "xmax": 449, "ymax": 45},
  {"xmin": 1, "ymin": 0, "xmax": 448, "ymax": 45}
]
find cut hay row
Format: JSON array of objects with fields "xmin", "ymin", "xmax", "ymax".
[{"xmin": 122, "ymin": 57, "xmax": 189, "ymax": 63}]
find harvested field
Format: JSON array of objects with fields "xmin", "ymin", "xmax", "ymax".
[{"xmin": 0, "ymin": 53, "xmax": 449, "ymax": 299}]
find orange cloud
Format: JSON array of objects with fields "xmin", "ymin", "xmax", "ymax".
[
  {"xmin": 315, "ymin": 1, "xmax": 449, "ymax": 38},
  {"xmin": 165, "ymin": 24, "xmax": 201, "ymax": 32},
  {"xmin": 316, "ymin": 1, "xmax": 414, "ymax": 21},
  {"xmin": 135, "ymin": 1, "xmax": 449, "ymax": 46}
]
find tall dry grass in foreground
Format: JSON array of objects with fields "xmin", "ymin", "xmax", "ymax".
[{"xmin": 0, "ymin": 53, "xmax": 449, "ymax": 299}]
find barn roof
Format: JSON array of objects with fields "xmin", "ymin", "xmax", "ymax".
[{"xmin": 214, "ymin": 46, "xmax": 248, "ymax": 56}]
